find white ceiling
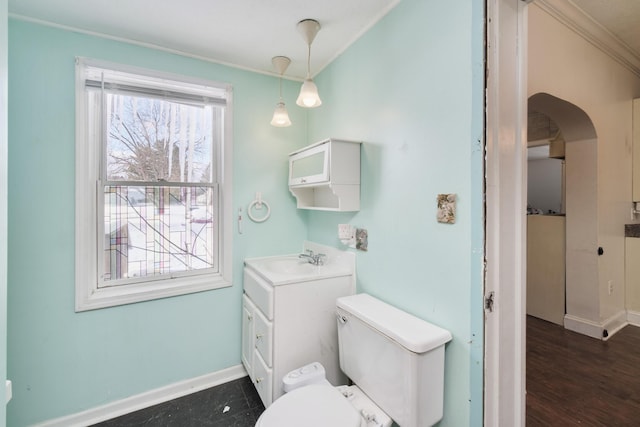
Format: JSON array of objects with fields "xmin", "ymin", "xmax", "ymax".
[
  {"xmin": 571, "ymin": 0, "xmax": 640, "ymax": 58},
  {"xmin": 6, "ymin": 0, "xmax": 640, "ymax": 80},
  {"xmin": 7, "ymin": 0, "xmax": 400, "ymax": 80}
]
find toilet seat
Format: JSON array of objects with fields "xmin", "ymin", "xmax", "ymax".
[{"xmin": 255, "ymin": 383, "xmax": 363, "ymax": 427}]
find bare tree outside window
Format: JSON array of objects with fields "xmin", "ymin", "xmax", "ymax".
[
  {"xmin": 76, "ymin": 58, "xmax": 231, "ymax": 311},
  {"xmin": 101, "ymin": 93, "xmax": 218, "ymax": 284},
  {"xmin": 106, "ymin": 94, "xmax": 212, "ymax": 183}
]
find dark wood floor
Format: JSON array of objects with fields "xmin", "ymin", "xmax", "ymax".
[{"xmin": 527, "ymin": 315, "xmax": 640, "ymax": 426}]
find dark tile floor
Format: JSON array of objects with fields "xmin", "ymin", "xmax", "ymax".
[{"xmin": 92, "ymin": 376, "xmax": 264, "ymax": 427}]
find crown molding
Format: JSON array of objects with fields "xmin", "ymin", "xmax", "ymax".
[{"xmin": 534, "ymin": 0, "xmax": 640, "ymax": 78}]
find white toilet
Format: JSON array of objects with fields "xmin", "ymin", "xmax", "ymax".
[{"xmin": 255, "ymin": 293, "xmax": 452, "ymax": 427}]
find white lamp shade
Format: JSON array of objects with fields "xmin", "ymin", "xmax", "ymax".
[
  {"xmin": 296, "ymin": 78, "xmax": 322, "ymax": 108},
  {"xmin": 271, "ymin": 102, "xmax": 292, "ymax": 127}
]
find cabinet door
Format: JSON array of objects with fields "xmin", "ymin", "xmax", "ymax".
[
  {"xmin": 626, "ymin": 238, "xmax": 640, "ymax": 313},
  {"xmin": 253, "ymin": 351, "xmax": 273, "ymax": 407},
  {"xmin": 288, "ymin": 141, "xmax": 330, "ymax": 186},
  {"xmin": 241, "ymin": 295, "xmax": 255, "ymax": 378},
  {"xmin": 254, "ymin": 307, "xmax": 273, "ymax": 367}
]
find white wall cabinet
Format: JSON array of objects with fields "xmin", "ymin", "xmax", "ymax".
[
  {"xmin": 242, "ymin": 262, "xmax": 354, "ymax": 407},
  {"xmin": 288, "ymin": 138, "xmax": 361, "ymax": 211}
]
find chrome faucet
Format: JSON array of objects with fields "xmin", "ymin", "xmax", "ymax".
[{"xmin": 299, "ymin": 249, "xmax": 326, "ymax": 266}]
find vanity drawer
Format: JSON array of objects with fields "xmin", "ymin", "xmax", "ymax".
[
  {"xmin": 241, "ymin": 295, "xmax": 256, "ymax": 377},
  {"xmin": 254, "ymin": 307, "xmax": 273, "ymax": 367},
  {"xmin": 253, "ymin": 351, "xmax": 273, "ymax": 407},
  {"xmin": 243, "ymin": 267, "xmax": 274, "ymax": 319}
]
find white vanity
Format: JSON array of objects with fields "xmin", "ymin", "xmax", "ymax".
[{"xmin": 242, "ymin": 242, "xmax": 355, "ymax": 407}]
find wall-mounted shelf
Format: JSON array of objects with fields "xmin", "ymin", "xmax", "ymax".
[{"xmin": 288, "ymin": 138, "xmax": 361, "ymax": 211}]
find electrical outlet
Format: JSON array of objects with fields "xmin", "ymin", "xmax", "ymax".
[
  {"xmin": 608, "ymin": 280, "xmax": 613, "ymax": 296},
  {"xmin": 338, "ymin": 224, "xmax": 356, "ymax": 248},
  {"xmin": 338, "ymin": 224, "xmax": 353, "ymax": 240}
]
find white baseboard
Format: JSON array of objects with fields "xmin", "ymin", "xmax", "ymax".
[
  {"xmin": 627, "ymin": 310, "xmax": 640, "ymax": 327},
  {"xmin": 564, "ymin": 314, "xmax": 604, "ymax": 339},
  {"xmin": 32, "ymin": 364, "xmax": 247, "ymax": 427},
  {"xmin": 564, "ymin": 311, "xmax": 629, "ymax": 341},
  {"xmin": 602, "ymin": 310, "xmax": 628, "ymax": 341}
]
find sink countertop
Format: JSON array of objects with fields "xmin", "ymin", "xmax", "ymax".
[
  {"xmin": 625, "ymin": 224, "xmax": 640, "ymax": 238},
  {"xmin": 244, "ymin": 242, "xmax": 356, "ymax": 285},
  {"xmin": 244, "ymin": 254, "xmax": 353, "ymax": 285}
]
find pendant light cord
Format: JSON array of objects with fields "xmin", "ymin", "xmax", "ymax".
[{"xmin": 306, "ymin": 43, "xmax": 312, "ymax": 79}]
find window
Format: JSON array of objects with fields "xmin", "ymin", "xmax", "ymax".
[{"xmin": 75, "ymin": 58, "xmax": 233, "ymax": 311}]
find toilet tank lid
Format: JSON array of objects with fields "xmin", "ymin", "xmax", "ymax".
[{"xmin": 336, "ymin": 293, "xmax": 452, "ymax": 353}]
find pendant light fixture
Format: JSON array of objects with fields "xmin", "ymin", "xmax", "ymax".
[
  {"xmin": 296, "ymin": 19, "xmax": 322, "ymax": 108},
  {"xmin": 270, "ymin": 56, "xmax": 292, "ymax": 127}
]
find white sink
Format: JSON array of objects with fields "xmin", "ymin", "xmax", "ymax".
[
  {"xmin": 244, "ymin": 245, "xmax": 355, "ymax": 285},
  {"xmin": 265, "ymin": 257, "xmax": 319, "ymax": 275}
]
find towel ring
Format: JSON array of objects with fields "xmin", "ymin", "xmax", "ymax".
[{"xmin": 248, "ymin": 193, "xmax": 271, "ymax": 223}]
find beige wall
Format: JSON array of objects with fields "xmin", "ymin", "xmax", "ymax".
[
  {"xmin": 564, "ymin": 138, "xmax": 598, "ymax": 321},
  {"xmin": 529, "ymin": 4, "xmax": 640, "ymax": 331}
]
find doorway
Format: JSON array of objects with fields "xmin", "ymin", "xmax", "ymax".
[
  {"xmin": 526, "ymin": 109, "xmax": 566, "ymax": 325},
  {"xmin": 486, "ymin": 0, "xmax": 639, "ymax": 424},
  {"xmin": 526, "ymin": 93, "xmax": 598, "ymax": 332}
]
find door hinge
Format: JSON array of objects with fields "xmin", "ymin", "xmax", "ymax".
[{"xmin": 484, "ymin": 291, "xmax": 495, "ymax": 313}]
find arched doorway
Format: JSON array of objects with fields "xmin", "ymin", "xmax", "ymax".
[{"xmin": 527, "ymin": 92, "xmax": 599, "ymax": 334}]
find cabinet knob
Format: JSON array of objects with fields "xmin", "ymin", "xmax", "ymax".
[
  {"xmin": 255, "ymin": 333, "xmax": 263, "ymax": 340},
  {"xmin": 256, "ymin": 377, "xmax": 263, "ymax": 384},
  {"xmin": 247, "ymin": 314, "xmax": 253, "ymax": 321}
]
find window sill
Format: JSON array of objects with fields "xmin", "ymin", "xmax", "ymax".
[{"xmin": 75, "ymin": 273, "xmax": 231, "ymax": 312}]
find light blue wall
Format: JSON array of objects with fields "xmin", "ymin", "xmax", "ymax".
[
  {"xmin": 7, "ymin": 0, "xmax": 486, "ymax": 424},
  {"xmin": 7, "ymin": 19, "xmax": 307, "ymax": 426},
  {"xmin": 306, "ymin": 1, "xmax": 485, "ymax": 425},
  {"xmin": 0, "ymin": 0, "xmax": 8, "ymax": 425}
]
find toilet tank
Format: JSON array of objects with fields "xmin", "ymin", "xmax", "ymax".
[{"xmin": 336, "ymin": 294, "xmax": 452, "ymax": 427}]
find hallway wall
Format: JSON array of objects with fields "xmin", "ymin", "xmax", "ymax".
[{"xmin": 529, "ymin": 4, "xmax": 640, "ymax": 330}]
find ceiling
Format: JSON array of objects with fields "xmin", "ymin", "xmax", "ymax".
[
  {"xmin": 6, "ymin": 0, "xmax": 640, "ymax": 80},
  {"xmin": 571, "ymin": 0, "xmax": 640, "ymax": 58},
  {"xmin": 7, "ymin": 0, "xmax": 400, "ymax": 80}
]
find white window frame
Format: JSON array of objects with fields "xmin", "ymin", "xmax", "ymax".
[{"xmin": 75, "ymin": 57, "xmax": 233, "ymax": 312}]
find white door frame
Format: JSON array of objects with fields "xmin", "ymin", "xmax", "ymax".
[{"xmin": 484, "ymin": 0, "xmax": 528, "ymax": 425}]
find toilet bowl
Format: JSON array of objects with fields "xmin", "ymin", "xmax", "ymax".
[{"xmin": 255, "ymin": 382, "xmax": 391, "ymax": 427}]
